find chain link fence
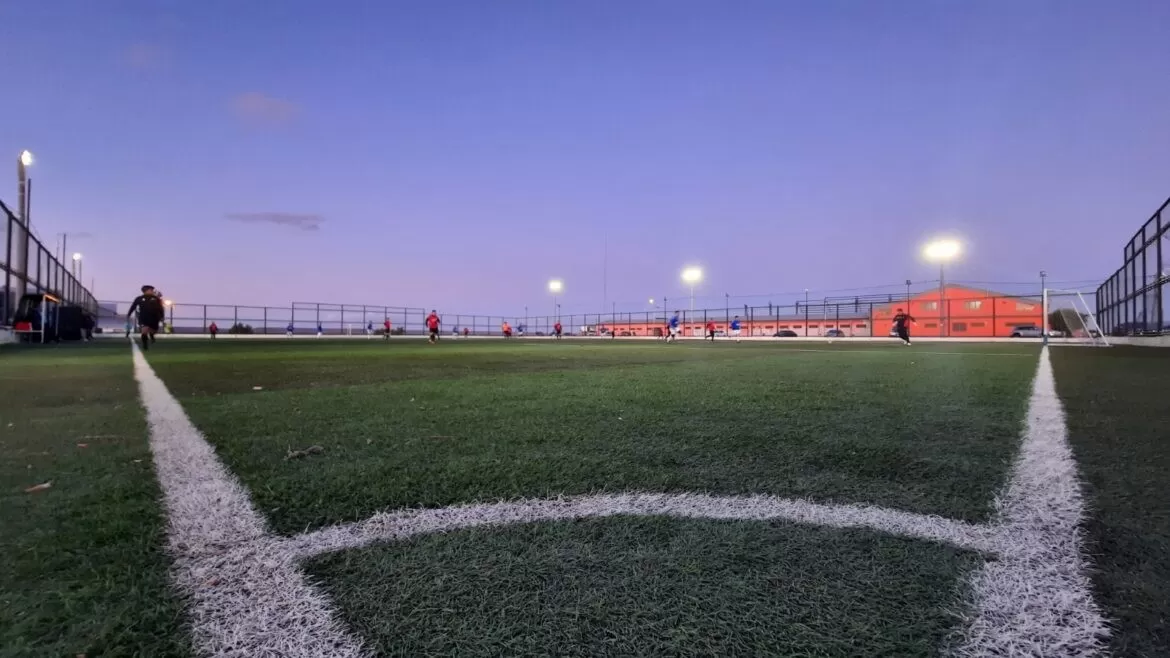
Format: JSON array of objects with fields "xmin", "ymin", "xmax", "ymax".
[
  {"xmin": 1, "ymin": 199, "xmax": 98, "ymax": 324},
  {"xmin": 98, "ymin": 288, "xmax": 1050, "ymax": 339},
  {"xmin": 1096, "ymin": 196, "xmax": 1167, "ymax": 336}
]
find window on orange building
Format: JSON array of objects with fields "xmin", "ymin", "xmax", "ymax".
[
  {"xmin": 964, "ymin": 301, "xmax": 982, "ymax": 310},
  {"xmin": 953, "ymin": 322, "xmax": 968, "ymax": 332},
  {"xmin": 923, "ymin": 301, "xmax": 939, "ymax": 311},
  {"xmin": 971, "ymin": 322, "xmax": 986, "ymax": 328},
  {"xmin": 924, "ymin": 322, "xmax": 938, "ymax": 328},
  {"xmin": 1016, "ymin": 302, "xmax": 1035, "ymax": 311},
  {"xmin": 808, "ymin": 324, "xmax": 819, "ymax": 328},
  {"xmin": 855, "ymin": 324, "xmax": 867, "ymax": 328}
]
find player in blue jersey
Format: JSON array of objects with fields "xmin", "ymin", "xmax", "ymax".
[
  {"xmin": 667, "ymin": 311, "xmax": 681, "ymax": 342},
  {"xmin": 730, "ymin": 316, "xmax": 742, "ymax": 342}
]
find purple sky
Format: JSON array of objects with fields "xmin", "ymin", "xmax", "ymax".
[{"xmin": 7, "ymin": 0, "xmax": 1170, "ymax": 315}]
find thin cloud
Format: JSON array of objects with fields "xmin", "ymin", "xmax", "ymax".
[
  {"xmin": 225, "ymin": 212, "xmax": 324, "ymax": 232},
  {"xmin": 231, "ymin": 92, "xmax": 300, "ymax": 124},
  {"xmin": 123, "ymin": 43, "xmax": 169, "ymax": 70}
]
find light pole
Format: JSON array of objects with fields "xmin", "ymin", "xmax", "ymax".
[
  {"xmin": 164, "ymin": 299, "xmax": 174, "ymax": 332},
  {"xmin": 548, "ymin": 279, "xmax": 563, "ymax": 322},
  {"xmin": 681, "ymin": 267, "xmax": 702, "ymax": 313},
  {"xmin": 905, "ymin": 279, "xmax": 912, "ymax": 303},
  {"xmin": 17, "ymin": 150, "xmax": 33, "ymax": 225},
  {"xmin": 72, "ymin": 252, "xmax": 83, "ymax": 281},
  {"xmin": 923, "ymin": 239, "xmax": 962, "ymax": 337}
]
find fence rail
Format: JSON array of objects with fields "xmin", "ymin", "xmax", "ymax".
[
  {"xmin": 1, "ymin": 199, "xmax": 98, "ymax": 324},
  {"xmin": 1096, "ymin": 196, "xmax": 1168, "ymax": 336},
  {"xmin": 99, "ymin": 290, "xmax": 1052, "ymax": 339}
]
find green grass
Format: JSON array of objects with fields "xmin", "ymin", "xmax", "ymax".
[
  {"xmin": 0, "ymin": 343, "xmax": 190, "ymax": 658},
  {"xmin": 308, "ymin": 515, "xmax": 980, "ymax": 657},
  {"xmin": 145, "ymin": 340, "xmax": 1038, "ymax": 534},
  {"xmin": 1052, "ymin": 346, "xmax": 1170, "ymax": 658}
]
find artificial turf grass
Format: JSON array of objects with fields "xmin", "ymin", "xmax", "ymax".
[
  {"xmin": 307, "ymin": 515, "xmax": 981, "ymax": 657},
  {"xmin": 1051, "ymin": 346, "xmax": 1170, "ymax": 658},
  {"xmin": 148, "ymin": 340, "xmax": 1036, "ymax": 534},
  {"xmin": 0, "ymin": 343, "xmax": 191, "ymax": 658}
]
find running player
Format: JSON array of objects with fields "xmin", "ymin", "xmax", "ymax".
[
  {"xmin": 730, "ymin": 316, "xmax": 742, "ymax": 342},
  {"xmin": 127, "ymin": 285, "xmax": 165, "ymax": 350},
  {"xmin": 705, "ymin": 320, "xmax": 716, "ymax": 341},
  {"xmin": 502, "ymin": 321, "xmax": 513, "ymax": 338},
  {"xmin": 383, "ymin": 318, "xmax": 392, "ymax": 340},
  {"xmin": 554, "ymin": 321, "xmax": 563, "ymax": 339},
  {"xmin": 667, "ymin": 311, "xmax": 681, "ymax": 342},
  {"xmin": 426, "ymin": 310, "xmax": 441, "ymax": 343},
  {"xmin": 891, "ymin": 308, "xmax": 916, "ymax": 345}
]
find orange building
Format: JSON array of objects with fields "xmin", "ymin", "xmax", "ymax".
[
  {"xmin": 871, "ymin": 285, "xmax": 1043, "ymax": 338},
  {"xmin": 600, "ymin": 285, "xmax": 1042, "ymax": 338}
]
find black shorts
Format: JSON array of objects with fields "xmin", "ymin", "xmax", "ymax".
[
  {"xmin": 897, "ymin": 327, "xmax": 910, "ymax": 340},
  {"xmin": 429, "ymin": 328, "xmax": 439, "ymax": 337},
  {"xmin": 140, "ymin": 317, "xmax": 161, "ymax": 332}
]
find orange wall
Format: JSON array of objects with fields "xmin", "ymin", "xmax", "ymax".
[{"xmin": 596, "ymin": 287, "xmax": 1042, "ymax": 338}]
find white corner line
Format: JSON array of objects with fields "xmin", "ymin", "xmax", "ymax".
[
  {"xmin": 948, "ymin": 346, "xmax": 1109, "ymax": 656},
  {"xmin": 282, "ymin": 492, "xmax": 1000, "ymax": 559},
  {"xmin": 132, "ymin": 344, "xmax": 371, "ymax": 658}
]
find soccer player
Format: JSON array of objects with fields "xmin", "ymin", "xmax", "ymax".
[
  {"xmin": 502, "ymin": 321, "xmax": 513, "ymax": 338},
  {"xmin": 316, "ymin": 323, "xmax": 323, "ymax": 338},
  {"xmin": 426, "ymin": 310, "xmax": 441, "ymax": 343},
  {"xmin": 892, "ymin": 308, "xmax": 916, "ymax": 345},
  {"xmin": 730, "ymin": 316, "xmax": 742, "ymax": 342},
  {"xmin": 127, "ymin": 285, "xmax": 165, "ymax": 350},
  {"xmin": 286, "ymin": 322, "xmax": 294, "ymax": 337},
  {"xmin": 209, "ymin": 322, "xmax": 218, "ymax": 340},
  {"xmin": 667, "ymin": 311, "xmax": 681, "ymax": 342},
  {"xmin": 383, "ymin": 318, "xmax": 392, "ymax": 339},
  {"xmin": 553, "ymin": 321, "xmax": 562, "ymax": 339},
  {"xmin": 705, "ymin": 320, "xmax": 716, "ymax": 341}
]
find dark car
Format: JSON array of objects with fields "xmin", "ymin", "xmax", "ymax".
[
  {"xmin": 774, "ymin": 330, "xmax": 798, "ymax": 337},
  {"xmin": 825, "ymin": 329, "xmax": 846, "ymax": 338}
]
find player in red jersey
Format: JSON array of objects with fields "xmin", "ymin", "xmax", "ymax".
[{"xmin": 425, "ymin": 310, "xmax": 441, "ymax": 343}]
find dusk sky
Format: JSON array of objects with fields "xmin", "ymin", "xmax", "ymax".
[{"xmin": 6, "ymin": 0, "xmax": 1169, "ymax": 315}]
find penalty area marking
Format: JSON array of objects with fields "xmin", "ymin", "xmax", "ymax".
[{"xmin": 133, "ymin": 344, "xmax": 1106, "ymax": 657}]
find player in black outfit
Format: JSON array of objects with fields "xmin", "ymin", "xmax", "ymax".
[
  {"xmin": 891, "ymin": 308, "xmax": 916, "ymax": 345},
  {"xmin": 128, "ymin": 285, "xmax": 166, "ymax": 350}
]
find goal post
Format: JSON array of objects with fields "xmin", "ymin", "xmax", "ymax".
[{"xmin": 1043, "ymin": 288, "xmax": 1110, "ymax": 346}]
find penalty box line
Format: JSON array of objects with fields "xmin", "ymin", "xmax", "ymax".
[{"xmin": 133, "ymin": 344, "xmax": 1104, "ymax": 657}]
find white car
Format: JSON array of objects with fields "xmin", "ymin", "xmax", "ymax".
[{"xmin": 1010, "ymin": 325, "xmax": 1044, "ymax": 338}]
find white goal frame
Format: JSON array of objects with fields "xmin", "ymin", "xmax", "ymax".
[{"xmin": 1043, "ymin": 288, "xmax": 1109, "ymax": 347}]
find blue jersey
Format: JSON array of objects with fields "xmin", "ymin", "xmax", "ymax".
[
  {"xmin": 730, "ymin": 319, "xmax": 741, "ymax": 330},
  {"xmin": 669, "ymin": 316, "xmax": 680, "ymax": 328}
]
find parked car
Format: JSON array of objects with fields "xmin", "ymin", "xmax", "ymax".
[
  {"xmin": 825, "ymin": 329, "xmax": 846, "ymax": 338},
  {"xmin": 774, "ymin": 330, "xmax": 798, "ymax": 337},
  {"xmin": 1010, "ymin": 325, "xmax": 1044, "ymax": 338}
]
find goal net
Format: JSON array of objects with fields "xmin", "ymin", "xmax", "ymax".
[{"xmin": 1043, "ymin": 289, "xmax": 1109, "ymax": 346}]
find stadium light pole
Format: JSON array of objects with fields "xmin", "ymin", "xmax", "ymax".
[
  {"xmin": 164, "ymin": 298, "xmax": 174, "ymax": 330},
  {"xmin": 923, "ymin": 239, "xmax": 961, "ymax": 337},
  {"xmin": 17, "ymin": 150, "xmax": 33, "ymax": 225},
  {"xmin": 548, "ymin": 279, "xmax": 563, "ymax": 322},
  {"xmin": 1040, "ymin": 270, "xmax": 1048, "ymax": 345},
  {"xmin": 71, "ymin": 252, "xmax": 82, "ymax": 281},
  {"xmin": 681, "ymin": 267, "xmax": 702, "ymax": 312}
]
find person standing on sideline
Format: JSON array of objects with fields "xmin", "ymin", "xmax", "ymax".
[
  {"xmin": 127, "ymin": 285, "xmax": 165, "ymax": 350},
  {"xmin": 426, "ymin": 310, "xmax": 441, "ymax": 343},
  {"xmin": 891, "ymin": 308, "xmax": 916, "ymax": 345},
  {"xmin": 730, "ymin": 316, "xmax": 743, "ymax": 342},
  {"xmin": 705, "ymin": 320, "xmax": 716, "ymax": 341},
  {"xmin": 209, "ymin": 322, "xmax": 218, "ymax": 339},
  {"xmin": 383, "ymin": 318, "xmax": 392, "ymax": 339}
]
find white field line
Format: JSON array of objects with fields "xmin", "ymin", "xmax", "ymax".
[
  {"xmin": 948, "ymin": 347, "xmax": 1109, "ymax": 657},
  {"xmin": 134, "ymin": 343, "xmax": 1107, "ymax": 657},
  {"xmin": 132, "ymin": 345, "xmax": 370, "ymax": 658},
  {"xmin": 282, "ymin": 492, "xmax": 999, "ymax": 559}
]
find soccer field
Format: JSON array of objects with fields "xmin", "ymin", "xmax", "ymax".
[{"xmin": 2, "ymin": 338, "xmax": 1167, "ymax": 657}]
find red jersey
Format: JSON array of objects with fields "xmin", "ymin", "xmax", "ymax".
[
  {"xmin": 705, "ymin": 321, "xmax": 715, "ymax": 331},
  {"xmin": 383, "ymin": 320, "xmax": 391, "ymax": 330},
  {"xmin": 554, "ymin": 323, "xmax": 562, "ymax": 332},
  {"xmin": 426, "ymin": 313, "xmax": 440, "ymax": 330}
]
